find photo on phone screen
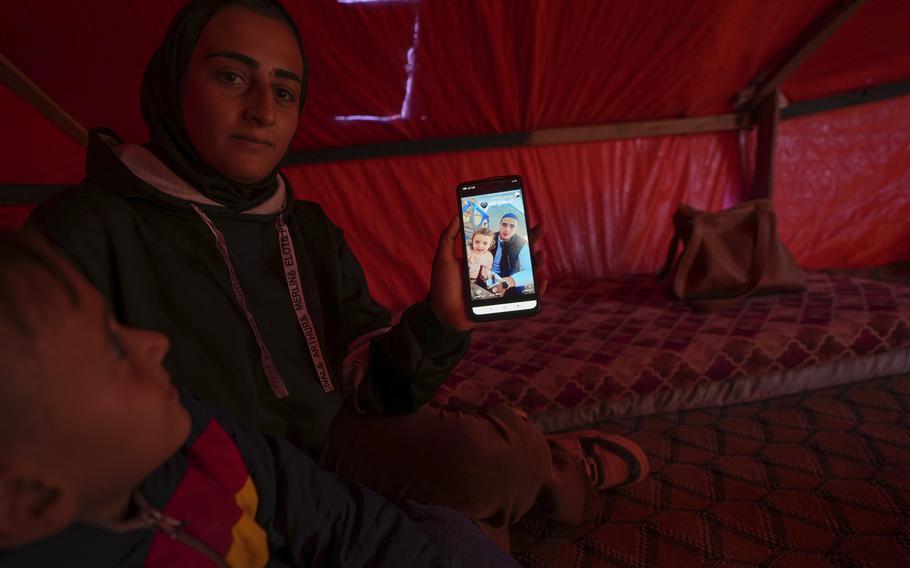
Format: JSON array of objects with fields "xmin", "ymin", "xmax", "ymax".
[{"xmin": 457, "ymin": 176, "xmax": 540, "ymax": 321}]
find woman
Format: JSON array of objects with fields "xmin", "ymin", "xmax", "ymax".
[{"xmin": 29, "ymin": 0, "xmax": 647, "ymax": 552}]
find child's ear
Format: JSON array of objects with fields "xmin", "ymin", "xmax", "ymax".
[{"xmin": 0, "ymin": 466, "xmax": 76, "ymax": 548}]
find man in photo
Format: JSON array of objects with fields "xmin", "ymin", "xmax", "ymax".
[{"xmin": 490, "ymin": 213, "xmax": 533, "ymax": 296}]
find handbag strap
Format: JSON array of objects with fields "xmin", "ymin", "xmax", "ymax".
[
  {"xmin": 658, "ymin": 209, "xmax": 690, "ymax": 280},
  {"xmin": 657, "ymin": 230, "xmax": 680, "ymax": 280}
]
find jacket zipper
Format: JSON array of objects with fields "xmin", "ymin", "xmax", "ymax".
[{"xmin": 134, "ymin": 492, "xmax": 231, "ymax": 568}]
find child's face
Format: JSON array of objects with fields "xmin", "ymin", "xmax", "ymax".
[
  {"xmin": 9, "ymin": 249, "xmax": 191, "ymax": 526},
  {"xmin": 472, "ymin": 234, "xmax": 492, "ymax": 253}
]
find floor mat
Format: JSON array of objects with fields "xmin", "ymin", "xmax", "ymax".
[{"xmin": 511, "ymin": 374, "xmax": 910, "ymax": 567}]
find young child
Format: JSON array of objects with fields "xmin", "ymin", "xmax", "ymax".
[
  {"xmin": 466, "ymin": 227, "xmax": 495, "ymax": 281},
  {"xmin": 0, "ymin": 232, "xmax": 515, "ymax": 568}
]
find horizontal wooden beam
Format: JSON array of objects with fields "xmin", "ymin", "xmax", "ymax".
[
  {"xmin": 3, "ymin": 80, "xmax": 909, "ymax": 205},
  {"xmin": 782, "ymin": 78, "xmax": 910, "ymax": 119},
  {"xmin": 283, "ymin": 114, "xmax": 742, "ymax": 166},
  {"xmin": 527, "ymin": 114, "xmax": 741, "ymax": 146},
  {"xmin": 0, "ymin": 52, "xmax": 88, "ymax": 147},
  {"xmin": 282, "ymin": 131, "xmax": 530, "ymax": 166}
]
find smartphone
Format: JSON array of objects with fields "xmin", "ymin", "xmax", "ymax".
[{"xmin": 457, "ymin": 175, "xmax": 541, "ymax": 322}]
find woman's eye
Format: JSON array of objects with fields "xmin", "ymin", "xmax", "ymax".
[
  {"xmin": 275, "ymin": 87, "xmax": 296, "ymax": 103},
  {"xmin": 217, "ymin": 71, "xmax": 244, "ymax": 85}
]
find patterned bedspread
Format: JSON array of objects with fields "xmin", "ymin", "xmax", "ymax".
[
  {"xmin": 434, "ymin": 273, "xmax": 910, "ymax": 431},
  {"xmin": 511, "ymin": 374, "xmax": 910, "ymax": 567}
]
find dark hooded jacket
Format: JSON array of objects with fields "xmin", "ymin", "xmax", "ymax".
[
  {"xmin": 28, "ymin": 130, "xmax": 469, "ymax": 454},
  {"xmin": 28, "ymin": 0, "xmax": 468, "ymax": 454}
]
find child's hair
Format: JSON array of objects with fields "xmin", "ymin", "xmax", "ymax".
[
  {"xmin": 0, "ymin": 231, "xmax": 79, "ymax": 456},
  {"xmin": 471, "ymin": 227, "xmax": 495, "ymax": 250}
]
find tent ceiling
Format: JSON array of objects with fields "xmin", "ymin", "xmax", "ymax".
[
  {"xmin": 0, "ymin": 0, "xmax": 907, "ymax": 281},
  {"xmin": 2, "ymin": 0, "xmax": 908, "ymax": 156}
]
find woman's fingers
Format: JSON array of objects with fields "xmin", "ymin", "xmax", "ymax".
[
  {"xmin": 538, "ymin": 279, "xmax": 549, "ymax": 297},
  {"xmin": 532, "ymin": 245, "xmax": 549, "ymax": 297},
  {"xmin": 435, "ymin": 215, "xmax": 460, "ymax": 263},
  {"xmin": 529, "ymin": 223, "xmax": 547, "ymax": 249}
]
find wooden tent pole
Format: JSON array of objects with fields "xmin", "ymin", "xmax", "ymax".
[
  {"xmin": 0, "ymin": 52, "xmax": 88, "ymax": 147},
  {"xmin": 737, "ymin": 0, "xmax": 867, "ymax": 200},
  {"xmin": 736, "ymin": 0, "xmax": 868, "ymax": 115},
  {"xmin": 751, "ymin": 90, "xmax": 781, "ymax": 200}
]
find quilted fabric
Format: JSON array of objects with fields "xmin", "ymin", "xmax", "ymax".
[
  {"xmin": 511, "ymin": 374, "xmax": 910, "ymax": 567},
  {"xmin": 435, "ymin": 273, "xmax": 910, "ymax": 431}
]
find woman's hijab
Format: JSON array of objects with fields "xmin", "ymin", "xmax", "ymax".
[{"xmin": 140, "ymin": 0, "xmax": 307, "ymax": 213}]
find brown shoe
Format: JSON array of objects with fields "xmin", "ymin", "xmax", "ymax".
[{"xmin": 548, "ymin": 430, "xmax": 649, "ymax": 490}]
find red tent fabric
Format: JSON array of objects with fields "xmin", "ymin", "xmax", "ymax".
[
  {"xmin": 3, "ymin": 0, "xmax": 907, "ymax": 148},
  {"xmin": 1, "ymin": 0, "xmax": 908, "ymax": 308},
  {"xmin": 776, "ymin": 96, "xmax": 910, "ymax": 269},
  {"xmin": 0, "ymin": 82, "xmax": 84, "ymax": 184}
]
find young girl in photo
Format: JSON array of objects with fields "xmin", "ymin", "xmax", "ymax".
[{"xmin": 466, "ymin": 226, "xmax": 494, "ymax": 281}]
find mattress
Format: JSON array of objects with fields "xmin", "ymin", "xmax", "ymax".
[
  {"xmin": 434, "ymin": 273, "xmax": 910, "ymax": 433},
  {"xmin": 510, "ymin": 374, "xmax": 910, "ymax": 567}
]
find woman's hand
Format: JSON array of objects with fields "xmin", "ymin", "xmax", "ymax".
[
  {"xmin": 429, "ymin": 216, "xmax": 548, "ymax": 331},
  {"xmin": 429, "ymin": 216, "xmax": 476, "ymax": 331},
  {"xmin": 529, "ymin": 224, "xmax": 549, "ymax": 296}
]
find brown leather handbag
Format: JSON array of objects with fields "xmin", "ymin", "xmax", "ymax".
[{"xmin": 658, "ymin": 199, "xmax": 806, "ymax": 310}]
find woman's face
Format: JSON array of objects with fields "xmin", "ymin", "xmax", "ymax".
[{"xmin": 181, "ymin": 6, "xmax": 304, "ymax": 183}]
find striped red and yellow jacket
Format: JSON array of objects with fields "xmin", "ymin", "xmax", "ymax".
[{"xmin": 0, "ymin": 393, "xmax": 452, "ymax": 567}]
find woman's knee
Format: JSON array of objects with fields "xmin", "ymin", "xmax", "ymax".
[{"xmin": 455, "ymin": 404, "xmax": 551, "ymax": 483}]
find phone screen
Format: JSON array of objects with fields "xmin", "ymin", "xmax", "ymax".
[{"xmin": 457, "ymin": 176, "xmax": 540, "ymax": 321}]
